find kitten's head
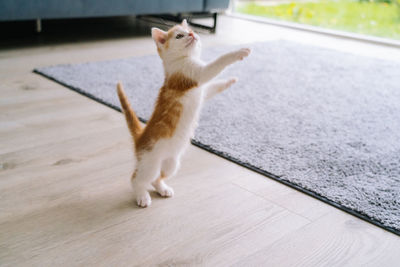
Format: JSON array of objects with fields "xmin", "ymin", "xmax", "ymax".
[{"xmin": 151, "ymin": 20, "xmax": 201, "ymax": 61}]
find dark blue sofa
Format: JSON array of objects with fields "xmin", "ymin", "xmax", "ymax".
[{"xmin": 0, "ymin": 0, "xmax": 230, "ymax": 21}]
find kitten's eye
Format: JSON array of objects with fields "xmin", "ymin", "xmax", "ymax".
[{"xmin": 176, "ymin": 34, "xmax": 184, "ymax": 39}]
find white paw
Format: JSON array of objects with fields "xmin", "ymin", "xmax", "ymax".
[
  {"xmin": 136, "ymin": 192, "xmax": 152, "ymax": 208},
  {"xmin": 235, "ymin": 48, "xmax": 251, "ymax": 60},
  {"xmin": 226, "ymin": 77, "xmax": 238, "ymax": 87},
  {"xmin": 157, "ymin": 184, "xmax": 175, "ymax": 197},
  {"xmin": 219, "ymin": 78, "xmax": 238, "ymax": 93},
  {"xmin": 152, "ymin": 180, "xmax": 175, "ymax": 198}
]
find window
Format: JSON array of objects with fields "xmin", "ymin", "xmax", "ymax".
[{"xmin": 233, "ymin": 0, "xmax": 400, "ymax": 40}]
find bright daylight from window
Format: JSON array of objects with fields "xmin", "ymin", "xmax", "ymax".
[{"xmin": 234, "ymin": 0, "xmax": 400, "ymax": 40}]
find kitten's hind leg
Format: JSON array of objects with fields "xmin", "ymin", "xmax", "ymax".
[
  {"xmin": 204, "ymin": 78, "xmax": 238, "ymax": 100},
  {"xmin": 131, "ymin": 161, "xmax": 160, "ymax": 207},
  {"xmin": 152, "ymin": 177, "xmax": 174, "ymax": 198},
  {"xmin": 152, "ymin": 158, "xmax": 179, "ymax": 197}
]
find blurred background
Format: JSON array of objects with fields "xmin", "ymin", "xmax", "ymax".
[{"xmin": 233, "ymin": 0, "xmax": 400, "ymax": 40}]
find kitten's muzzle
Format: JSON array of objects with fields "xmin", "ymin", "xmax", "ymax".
[{"xmin": 185, "ymin": 36, "xmax": 197, "ymax": 47}]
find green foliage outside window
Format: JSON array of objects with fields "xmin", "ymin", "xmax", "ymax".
[{"xmin": 236, "ymin": 0, "xmax": 400, "ymax": 40}]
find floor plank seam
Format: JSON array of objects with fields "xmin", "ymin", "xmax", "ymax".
[{"xmin": 230, "ymin": 181, "xmax": 313, "ymax": 222}]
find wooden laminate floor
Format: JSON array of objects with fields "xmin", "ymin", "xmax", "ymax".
[{"xmin": 1, "ymin": 15, "xmax": 400, "ymax": 266}]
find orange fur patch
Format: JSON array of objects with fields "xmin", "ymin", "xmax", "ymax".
[
  {"xmin": 135, "ymin": 73, "xmax": 198, "ymax": 152},
  {"xmin": 117, "ymin": 82, "xmax": 143, "ymax": 141},
  {"xmin": 163, "ymin": 25, "xmax": 180, "ymax": 51},
  {"xmin": 155, "ymin": 174, "xmax": 166, "ymax": 184},
  {"xmin": 131, "ymin": 169, "xmax": 138, "ymax": 181}
]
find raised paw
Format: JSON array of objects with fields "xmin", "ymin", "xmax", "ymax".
[
  {"xmin": 235, "ymin": 48, "xmax": 251, "ymax": 60},
  {"xmin": 226, "ymin": 77, "xmax": 238, "ymax": 87},
  {"xmin": 218, "ymin": 78, "xmax": 238, "ymax": 93},
  {"xmin": 136, "ymin": 192, "xmax": 152, "ymax": 208}
]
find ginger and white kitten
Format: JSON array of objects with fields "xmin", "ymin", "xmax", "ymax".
[{"xmin": 117, "ymin": 20, "xmax": 250, "ymax": 207}]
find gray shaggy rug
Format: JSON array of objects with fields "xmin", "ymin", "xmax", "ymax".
[{"xmin": 35, "ymin": 40, "xmax": 400, "ymax": 236}]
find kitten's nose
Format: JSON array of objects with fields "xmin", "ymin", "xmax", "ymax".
[{"xmin": 189, "ymin": 32, "xmax": 195, "ymax": 38}]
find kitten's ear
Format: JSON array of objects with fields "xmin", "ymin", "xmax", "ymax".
[
  {"xmin": 151, "ymin": 27, "xmax": 167, "ymax": 45},
  {"xmin": 181, "ymin": 19, "xmax": 188, "ymax": 28}
]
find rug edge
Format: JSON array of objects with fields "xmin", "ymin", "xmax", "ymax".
[{"xmin": 33, "ymin": 68, "xmax": 400, "ymax": 237}]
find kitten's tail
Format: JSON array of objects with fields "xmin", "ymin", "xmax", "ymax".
[{"xmin": 116, "ymin": 82, "xmax": 143, "ymax": 142}]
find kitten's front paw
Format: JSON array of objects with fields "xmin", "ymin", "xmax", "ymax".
[
  {"xmin": 235, "ymin": 48, "xmax": 251, "ymax": 60},
  {"xmin": 136, "ymin": 192, "xmax": 152, "ymax": 208},
  {"xmin": 226, "ymin": 77, "xmax": 238, "ymax": 87},
  {"xmin": 218, "ymin": 78, "xmax": 238, "ymax": 93}
]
